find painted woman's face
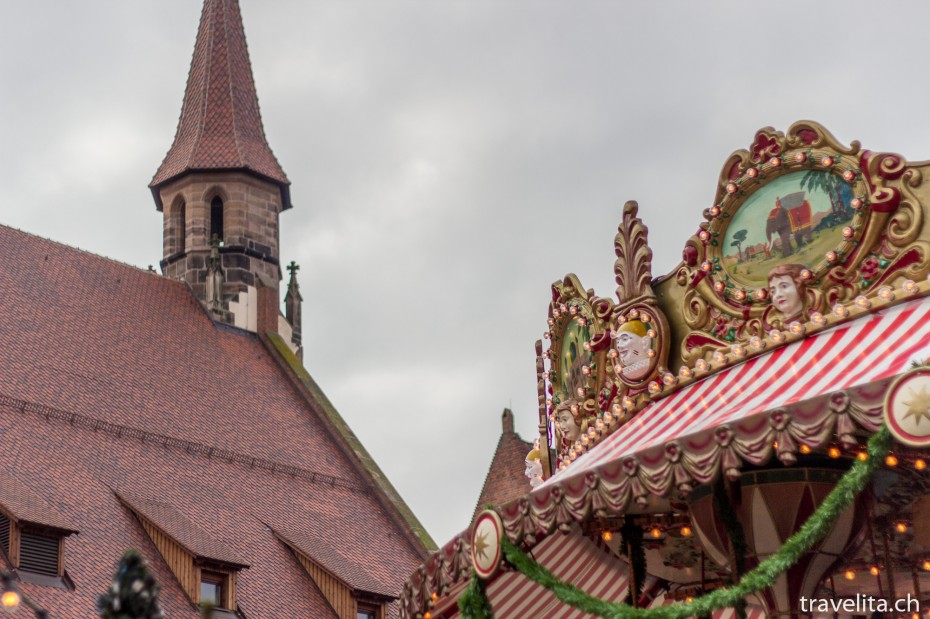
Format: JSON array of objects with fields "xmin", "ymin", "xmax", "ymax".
[
  {"xmin": 769, "ymin": 275, "xmax": 803, "ymax": 318},
  {"xmin": 557, "ymin": 410, "xmax": 580, "ymax": 443}
]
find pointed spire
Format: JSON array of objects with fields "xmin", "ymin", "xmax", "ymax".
[
  {"xmin": 285, "ymin": 261, "xmax": 302, "ymax": 353},
  {"xmin": 150, "ymin": 0, "xmax": 290, "ymax": 210}
]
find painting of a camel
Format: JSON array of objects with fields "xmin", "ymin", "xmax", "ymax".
[{"xmin": 722, "ymin": 170, "xmax": 853, "ymax": 286}]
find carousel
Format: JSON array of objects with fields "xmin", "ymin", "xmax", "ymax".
[{"xmin": 401, "ymin": 121, "xmax": 930, "ymax": 618}]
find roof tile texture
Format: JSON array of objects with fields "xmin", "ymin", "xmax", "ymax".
[
  {"xmin": 0, "ymin": 225, "xmax": 422, "ymax": 618},
  {"xmin": 150, "ymin": 0, "xmax": 289, "ymax": 190}
]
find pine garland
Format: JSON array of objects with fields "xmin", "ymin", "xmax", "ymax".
[
  {"xmin": 459, "ymin": 427, "xmax": 890, "ymax": 619},
  {"xmin": 458, "ymin": 571, "xmax": 494, "ymax": 618}
]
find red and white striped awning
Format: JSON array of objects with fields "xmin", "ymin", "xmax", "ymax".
[
  {"xmin": 436, "ymin": 527, "xmax": 631, "ymax": 618},
  {"xmin": 545, "ymin": 295, "xmax": 930, "ymax": 486}
]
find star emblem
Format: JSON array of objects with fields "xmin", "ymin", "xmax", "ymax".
[
  {"xmin": 903, "ymin": 385, "xmax": 930, "ymax": 426},
  {"xmin": 474, "ymin": 530, "xmax": 490, "ymax": 561}
]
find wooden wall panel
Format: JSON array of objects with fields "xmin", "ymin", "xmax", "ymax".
[
  {"xmin": 295, "ymin": 552, "xmax": 354, "ymax": 619},
  {"xmin": 139, "ymin": 518, "xmax": 197, "ymax": 601}
]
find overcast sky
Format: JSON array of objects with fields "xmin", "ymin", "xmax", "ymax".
[{"xmin": 3, "ymin": 0, "xmax": 930, "ymax": 549}]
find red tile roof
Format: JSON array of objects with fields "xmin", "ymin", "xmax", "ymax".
[
  {"xmin": 0, "ymin": 224, "xmax": 427, "ymax": 617},
  {"xmin": 116, "ymin": 492, "xmax": 248, "ymax": 567},
  {"xmin": 0, "ymin": 475, "xmax": 78, "ymax": 534},
  {"xmin": 472, "ymin": 409, "xmax": 534, "ymax": 521},
  {"xmin": 149, "ymin": 0, "xmax": 290, "ymax": 209},
  {"xmin": 271, "ymin": 526, "xmax": 394, "ymax": 597}
]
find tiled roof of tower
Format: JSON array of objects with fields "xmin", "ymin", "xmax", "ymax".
[
  {"xmin": 472, "ymin": 409, "xmax": 533, "ymax": 521},
  {"xmin": 0, "ymin": 224, "xmax": 429, "ymax": 617},
  {"xmin": 150, "ymin": 0, "xmax": 290, "ymax": 209}
]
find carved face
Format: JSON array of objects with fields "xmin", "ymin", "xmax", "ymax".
[
  {"xmin": 768, "ymin": 274, "xmax": 803, "ymax": 319},
  {"xmin": 556, "ymin": 409, "xmax": 580, "ymax": 443},
  {"xmin": 615, "ymin": 332, "xmax": 652, "ymax": 380}
]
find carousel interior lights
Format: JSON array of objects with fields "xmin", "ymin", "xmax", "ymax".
[
  {"xmin": 844, "ymin": 569, "xmax": 856, "ymax": 581},
  {"xmin": 923, "ymin": 560, "xmax": 930, "ymax": 571},
  {"xmin": 833, "ymin": 303, "xmax": 849, "ymax": 318},
  {"xmin": 649, "ymin": 526, "xmax": 662, "ymax": 539},
  {"xmin": 904, "ymin": 279, "xmax": 919, "ymax": 294},
  {"xmin": 878, "ymin": 286, "xmax": 895, "ymax": 302},
  {"xmin": 886, "ymin": 454, "xmax": 899, "ymax": 467},
  {"xmin": 788, "ymin": 321, "xmax": 805, "ymax": 335},
  {"xmin": 855, "ymin": 295, "xmax": 871, "ymax": 309},
  {"xmin": 857, "ymin": 451, "xmax": 868, "ymax": 462},
  {"xmin": 828, "ymin": 447, "xmax": 841, "ymax": 459},
  {"xmin": 679, "ymin": 366, "xmax": 693, "ymax": 378},
  {"xmin": 811, "ymin": 312, "xmax": 826, "ymax": 325},
  {"xmin": 680, "ymin": 526, "xmax": 692, "ymax": 537},
  {"xmin": 821, "ymin": 156, "xmax": 834, "ymax": 167},
  {"xmin": 869, "ymin": 565, "xmax": 880, "ymax": 576},
  {"xmin": 843, "ymin": 170, "xmax": 857, "ymax": 182},
  {"xmin": 799, "ymin": 445, "xmax": 811, "ymax": 454},
  {"xmin": 770, "ymin": 330, "xmax": 785, "ymax": 343},
  {"xmin": 601, "ymin": 531, "xmax": 613, "ymax": 542},
  {"xmin": 769, "ymin": 156, "xmax": 781, "ymax": 167},
  {"xmin": 916, "ymin": 459, "xmax": 927, "ymax": 470},
  {"xmin": 851, "ymin": 197, "xmax": 863, "ymax": 208},
  {"xmin": 895, "ymin": 521, "xmax": 908, "ymax": 533},
  {"xmin": 695, "ymin": 358, "xmax": 709, "ymax": 372}
]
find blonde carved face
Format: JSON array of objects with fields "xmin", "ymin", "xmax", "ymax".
[
  {"xmin": 615, "ymin": 332, "xmax": 652, "ymax": 379},
  {"xmin": 556, "ymin": 409, "xmax": 580, "ymax": 443}
]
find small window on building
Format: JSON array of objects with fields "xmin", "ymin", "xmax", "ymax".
[
  {"xmin": 200, "ymin": 571, "xmax": 224, "ymax": 607},
  {"xmin": 210, "ymin": 196, "xmax": 224, "ymax": 244},
  {"xmin": 357, "ymin": 609, "xmax": 377, "ymax": 619},
  {"xmin": 19, "ymin": 529, "xmax": 60, "ymax": 576},
  {"xmin": 0, "ymin": 514, "xmax": 10, "ymax": 559},
  {"xmin": 177, "ymin": 200, "xmax": 186, "ymax": 253}
]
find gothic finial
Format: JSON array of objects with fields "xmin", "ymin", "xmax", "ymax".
[{"xmin": 287, "ymin": 261, "xmax": 300, "ymax": 276}]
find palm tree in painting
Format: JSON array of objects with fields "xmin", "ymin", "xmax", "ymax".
[
  {"xmin": 731, "ymin": 228, "xmax": 747, "ymax": 262},
  {"xmin": 800, "ymin": 170, "xmax": 849, "ymax": 221}
]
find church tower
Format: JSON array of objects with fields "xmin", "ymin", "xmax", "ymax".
[{"xmin": 150, "ymin": 0, "xmax": 291, "ymax": 312}]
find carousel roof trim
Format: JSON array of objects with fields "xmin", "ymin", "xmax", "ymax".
[{"xmin": 543, "ymin": 293, "xmax": 930, "ymax": 489}]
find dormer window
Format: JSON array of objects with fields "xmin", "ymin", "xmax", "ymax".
[
  {"xmin": 116, "ymin": 492, "xmax": 247, "ymax": 613},
  {"xmin": 0, "ymin": 476, "xmax": 79, "ymax": 587},
  {"xmin": 200, "ymin": 571, "xmax": 223, "ymax": 606},
  {"xmin": 271, "ymin": 527, "xmax": 393, "ymax": 619}
]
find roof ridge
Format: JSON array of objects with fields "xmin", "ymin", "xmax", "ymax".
[
  {"xmin": 0, "ymin": 222, "xmax": 170, "ymax": 280},
  {"xmin": 0, "ymin": 393, "xmax": 367, "ymax": 494}
]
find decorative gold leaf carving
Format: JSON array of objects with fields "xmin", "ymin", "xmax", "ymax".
[{"xmin": 614, "ymin": 200, "xmax": 655, "ymax": 304}]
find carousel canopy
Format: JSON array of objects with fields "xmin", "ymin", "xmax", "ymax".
[{"xmin": 542, "ymin": 294, "xmax": 930, "ymax": 492}]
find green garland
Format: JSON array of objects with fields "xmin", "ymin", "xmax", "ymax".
[
  {"xmin": 458, "ymin": 572, "xmax": 494, "ymax": 618},
  {"xmin": 459, "ymin": 427, "xmax": 890, "ymax": 619}
]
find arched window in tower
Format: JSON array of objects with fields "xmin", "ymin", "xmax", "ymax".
[
  {"xmin": 177, "ymin": 200, "xmax": 186, "ymax": 253},
  {"xmin": 210, "ymin": 196, "xmax": 225, "ymax": 244}
]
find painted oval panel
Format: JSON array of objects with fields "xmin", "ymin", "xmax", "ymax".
[
  {"xmin": 558, "ymin": 319, "xmax": 591, "ymax": 402},
  {"xmin": 722, "ymin": 170, "xmax": 854, "ymax": 286}
]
